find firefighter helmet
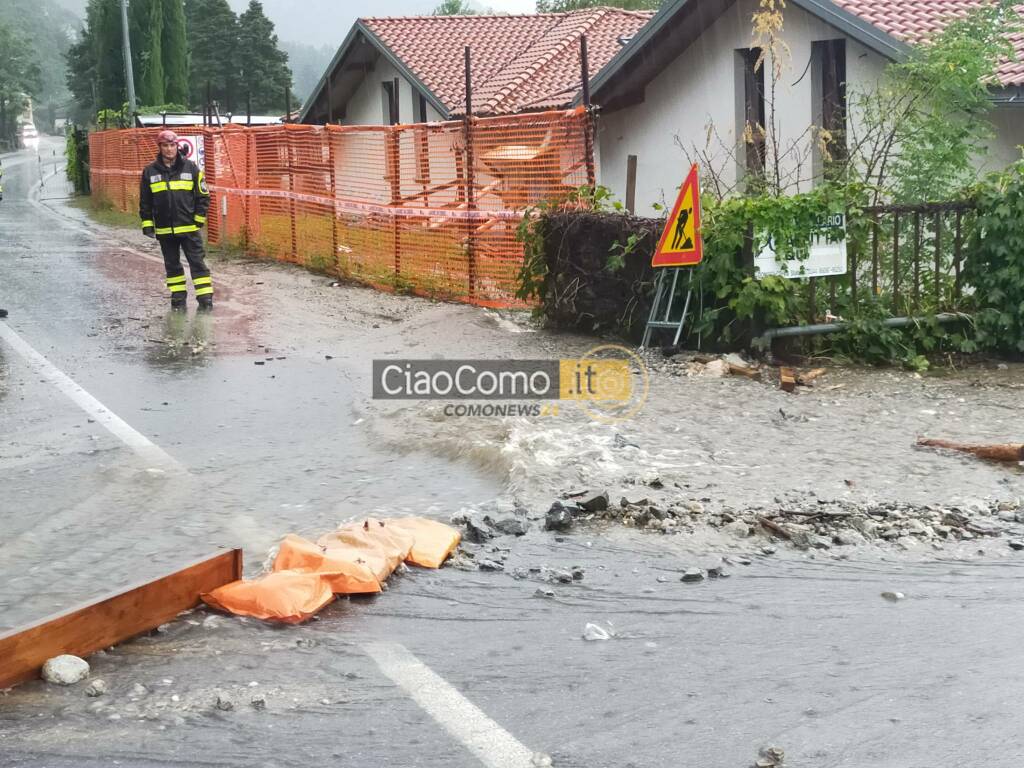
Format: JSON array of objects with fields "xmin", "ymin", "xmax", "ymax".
[{"xmin": 156, "ymin": 129, "xmax": 179, "ymax": 145}]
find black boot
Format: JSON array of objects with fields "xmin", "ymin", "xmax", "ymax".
[
  {"xmin": 197, "ymin": 296, "xmax": 213, "ymax": 311},
  {"xmin": 171, "ymin": 298, "xmax": 187, "ymax": 311}
]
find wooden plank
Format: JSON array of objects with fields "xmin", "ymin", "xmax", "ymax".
[
  {"xmin": 0, "ymin": 549, "xmax": 242, "ymax": 689},
  {"xmin": 779, "ymin": 367, "xmax": 797, "ymax": 393}
]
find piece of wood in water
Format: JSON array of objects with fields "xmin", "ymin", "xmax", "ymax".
[
  {"xmin": 796, "ymin": 368, "xmax": 827, "ymax": 386},
  {"xmin": 780, "ymin": 367, "xmax": 797, "ymax": 393},
  {"xmin": 917, "ymin": 438, "xmax": 1024, "ymax": 464}
]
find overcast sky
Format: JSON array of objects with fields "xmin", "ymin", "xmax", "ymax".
[{"xmin": 225, "ymin": 0, "xmax": 542, "ymax": 48}]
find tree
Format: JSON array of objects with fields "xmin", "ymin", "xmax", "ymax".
[
  {"xmin": 536, "ymin": 0, "xmax": 661, "ymax": 11},
  {"xmin": 433, "ymin": 0, "xmax": 477, "ymax": 14},
  {"xmin": 161, "ymin": 0, "xmax": 190, "ymax": 105},
  {"xmin": 0, "ymin": 0, "xmax": 72, "ymax": 125},
  {"xmin": 236, "ymin": 1, "xmax": 292, "ymax": 113},
  {"xmin": 135, "ymin": 0, "xmax": 166, "ymax": 105},
  {"xmin": 184, "ymin": 0, "xmax": 238, "ymax": 111},
  {"xmin": 0, "ymin": 20, "xmax": 42, "ymax": 144}
]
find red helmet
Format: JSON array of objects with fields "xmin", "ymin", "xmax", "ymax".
[{"xmin": 156, "ymin": 129, "xmax": 178, "ymax": 145}]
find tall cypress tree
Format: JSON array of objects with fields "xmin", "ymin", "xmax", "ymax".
[
  {"xmin": 139, "ymin": 0, "xmax": 166, "ymax": 105},
  {"xmin": 161, "ymin": 0, "xmax": 189, "ymax": 105},
  {"xmin": 237, "ymin": 0, "xmax": 292, "ymax": 113},
  {"xmin": 93, "ymin": 0, "xmax": 125, "ymax": 110},
  {"xmin": 183, "ymin": 0, "xmax": 238, "ymax": 111}
]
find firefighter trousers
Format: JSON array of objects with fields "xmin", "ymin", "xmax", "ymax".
[{"xmin": 159, "ymin": 232, "xmax": 213, "ymax": 303}]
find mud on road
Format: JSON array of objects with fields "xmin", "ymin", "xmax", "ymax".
[{"xmin": 3, "ymin": 145, "xmax": 1024, "ymax": 767}]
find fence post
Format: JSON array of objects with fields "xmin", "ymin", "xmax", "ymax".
[
  {"xmin": 933, "ymin": 211, "xmax": 942, "ymax": 308},
  {"xmin": 625, "ymin": 155, "xmax": 637, "ymax": 214},
  {"xmin": 387, "ymin": 126, "xmax": 401, "ymax": 278},
  {"xmin": 327, "ymin": 129, "xmax": 339, "ymax": 276},
  {"xmin": 580, "ymin": 35, "xmax": 596, "ymax": 192},
  {"xmin": 463, "ymin": 46, "xmax": 476, "ymax": 301},
  {"xmin": 288, "ymin": 129, "xmax": 297, "ymax": 262}
]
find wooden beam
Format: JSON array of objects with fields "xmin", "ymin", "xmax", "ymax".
[{"xmin": 0, "ymin": 549, "xmax": 242, "ymax": 689}]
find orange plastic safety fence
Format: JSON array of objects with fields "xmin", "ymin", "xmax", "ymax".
[{"xmin": 88, "ymin": 108, "xmax": 593, "ymax": 308}]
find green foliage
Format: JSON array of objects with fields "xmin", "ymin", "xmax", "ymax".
[
  {"xmin": 0, "ymin": 0, "xmax": 68, "ymax": 117},
  {"xmin": 607, "ymin": 232, "xmax": 646, "ymax": 272},
  {"xmin": 65, "ymin": 125, "xmax": 91, "ymax": 194},
  {"xmin": 184, "ymin": 0, "xmax": 240, "ymax": 110},
  {"xmin": 136, "ymin": 0, "xmax": 166, "ymax": 105},
  {"xmin": 963, "ymin": 160, "xmax": 1024, "ymax": 357},
  {"xmin": 849, "ymin": 1, "xmax": 1021, "ymax": 202},
  {"xmin": 161, "ymin": 0, "xmax": 190, "ymax": 105},
  {"xmin": 536, "ymin": 0, "xmax": 661, "ymax": 10},
  {"xmin": 237, "ymin": 1, "xmax": 293, "ymax": 113},
  {"xmin": 686, "ymin": 182, "xmax": 860, "ymax": 344},
  {"xmin": 433, "ymin": 0, "xmax": 478, "ymax": 14}
]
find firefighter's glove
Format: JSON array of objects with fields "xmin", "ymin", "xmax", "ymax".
[{"xmin": 143, "ymin": 226, "xmax": 156, "ymax": 239}]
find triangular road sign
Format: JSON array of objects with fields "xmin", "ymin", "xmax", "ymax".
[{"xmin": 652, "ymin": 164, "xmax": 703, "ymax": 268}]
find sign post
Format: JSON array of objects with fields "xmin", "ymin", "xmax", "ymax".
[{"xmin": 641, "ymin": 164, "xmax": 705, "ymax": 349}]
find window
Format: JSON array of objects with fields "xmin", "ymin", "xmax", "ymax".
[
  {"xmin": 814, "ymin": 39, "xmax": 847, "ymax": 175},
  {"xmin": 417, "ymin": 93, "xmax": 429, "ymax": 124},
  {"xmin": 381, "ymin": 79, "xmax": 400, "ymax": 125},
  {"xmin": 737, "ymin": 48, "xmax": 766, "ymax": 175}
]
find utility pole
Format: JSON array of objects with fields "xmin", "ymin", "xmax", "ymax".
[{"xmin": 120, "ymin": 0, "xmax": 137, "ymax": 120}]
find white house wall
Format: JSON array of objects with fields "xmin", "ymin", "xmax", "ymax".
[
  {"xmin": 596, "ymin": 0, "xmax": 889, "ymax": 214},
  {"xmin": 340, "ymin": 56, "xmax": 445, "ymax": 126},
  {"xmin": 981, "ymin": 106, "xmax": 1024, "ymax": 173}
]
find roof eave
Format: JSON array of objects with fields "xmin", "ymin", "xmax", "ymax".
[
  {"xmin": 355, "ymin": 21, "xmax": 452, "ymax": 119},
  {"xmin": 582, "ymin": 0, "xmax": 915, "ymax": 108},
  {"xmin": 298, "ymin": 20, "xmax": 452, "ymax": 124}
]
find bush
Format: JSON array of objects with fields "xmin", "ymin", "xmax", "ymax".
[{"xmin": 964, "ymin": 160, "xmax": 1024, "ymax": 357}]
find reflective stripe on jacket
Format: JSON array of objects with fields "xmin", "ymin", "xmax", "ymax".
[{"xmin": 138, "ymin": 153, "xmax": 210, "ymax": 236}]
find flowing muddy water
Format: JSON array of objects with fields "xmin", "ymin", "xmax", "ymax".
[
  {"xmin": 5, "ymin": 161, "xmax": 1024, "ymax": 764},
  {"xmin": 358, "ymin": 339, "xmax": 1024, "ymax": 516}
]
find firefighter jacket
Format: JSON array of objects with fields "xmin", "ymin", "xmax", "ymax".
[{"xmin": 139, "ymin": 152, "xmax": 210, "ymax": 237}]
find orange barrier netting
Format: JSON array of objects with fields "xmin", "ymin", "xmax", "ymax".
[{"xmin": 89, "ymin": 108, "xmax": 593, "ymax": 308}]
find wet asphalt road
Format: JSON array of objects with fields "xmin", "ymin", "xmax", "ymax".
[{"xmin": 3, "ymin": 139, "xmax": 1024, "ymax": 766}]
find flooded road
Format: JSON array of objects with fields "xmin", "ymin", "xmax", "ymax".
[{"xmin": 2, "ymin": 140, "xmax": 1024, "ymax": 766}]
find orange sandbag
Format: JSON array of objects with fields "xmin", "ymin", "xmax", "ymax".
[
  {"xmin": 272, "ymin": 534, "xmax": 381, "ymax": 595},
  {"xmin": 318, "ymin": 519, "xmax": 415, "ymax": 581},
  {"xmin": 387, "ymin": 517, "xmax": 461, "ymax": 568},
  {"xmin": 201, "ymin": 570, "xmax": 335, "ymax": 624}
]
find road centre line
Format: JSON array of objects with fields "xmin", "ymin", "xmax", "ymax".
[{"xmin": 362, "ymin": 642, "xmax": 539, "ymax": 768}]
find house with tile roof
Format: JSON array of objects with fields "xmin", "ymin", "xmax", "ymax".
[
  {"xmin": 299, "ymin": 9, "xmax": 654, "ymax": 125},
  {"xmin": 586, "ymin": 0, "xmax": 1024, "ymax": 213}
]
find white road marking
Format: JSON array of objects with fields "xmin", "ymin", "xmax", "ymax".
[
  {"xmin": 362, "ymin": 642, "xmax": 538, "ymax": 768},
  {"xmin": 0, "ymin": 322, "xmax": 182, "ymax": 471}
]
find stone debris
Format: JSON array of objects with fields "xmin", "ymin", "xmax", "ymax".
[
  {"xmin": 680, "ymin": 568, "xmax": 705, "ymax": 583},
  {"xmin": 582, "ymin": 622, "xmax": 614, "ymax": 641},
  {"xmin": 41, "ymin": 655, "xmax": 90, "ymax": 686},
  {"xmin": 756, "ymin": 745, "xmax": 786, "ymax": 767},
  {"xmin": 85, "ymin": 679, "xmax": 108, "ymax": 697},
  {"xmin": 544, "ymin": 502, "xmax": 574, "ymax": 532},
  {"xmin": 881, "ymin": 591, "xmax": 906, "ymax": 602},
  {"xmin": 214, "ymin": 692, "xmax": 234, "ymax": 711},
  {"xmin": 531, "ymin": 754, "xmax": 554, "ymax": 768}
]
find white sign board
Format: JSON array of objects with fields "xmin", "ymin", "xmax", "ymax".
[
  {"xmin": 755, "ymin": 213, "xmax": 848, "ymax": 279},
  {"xmin": 176, "ymin": 135, "xmax": 205, "ymax": 171}
]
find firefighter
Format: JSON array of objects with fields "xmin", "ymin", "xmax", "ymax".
[{"xmin": 139, "ymin": 130, "xmax": 213, "ymax": 310}]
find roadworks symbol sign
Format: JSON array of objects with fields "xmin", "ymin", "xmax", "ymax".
[{"xmin": 652, "ymin": 164, "xmax": 703, "ymax": 268}]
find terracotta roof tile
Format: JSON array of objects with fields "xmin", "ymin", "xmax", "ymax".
[
  {"xmin": 831, "ymin": 0, "xmax": 1024, "ymax": 85},
  {"xmin": 361, "ymin": 9, "xmax": 653, "ymax": 116}
]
